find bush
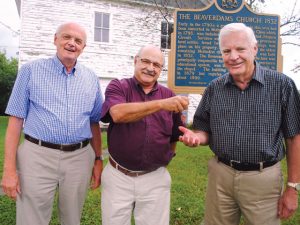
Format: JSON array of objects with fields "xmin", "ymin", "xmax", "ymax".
[{"xmin": 0, "ymin": 53, "xmax": 18, "ymax": 115}]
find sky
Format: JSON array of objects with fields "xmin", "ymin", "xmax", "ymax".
[
  {"xmin": 0, "ymin": 0, "xmax": 299, "ymax": 88},
  {"xmin": 0, "ymin": 1, "xmax": 19, "ymax": 58}
]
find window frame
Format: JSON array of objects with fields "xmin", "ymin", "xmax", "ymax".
[{"xmin": 94, "ymin": 11, "xmax": 111, "ymax": 43}]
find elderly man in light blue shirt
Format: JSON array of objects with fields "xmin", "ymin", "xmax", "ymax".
[{"xmin": 1, "ymin": 22, "xmax": 103, "ymax": 225}]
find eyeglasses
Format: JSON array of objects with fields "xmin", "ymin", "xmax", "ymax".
[{"xmin": 137, "ymin": 57, "xmax": 163, "ymax": 70}]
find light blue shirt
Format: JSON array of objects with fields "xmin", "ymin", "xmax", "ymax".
[{"xmin": 6, "ymin": 55, "xmax": 103, "ymax": 144}]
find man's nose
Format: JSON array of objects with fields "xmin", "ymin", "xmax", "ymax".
[{"xmin": 229, "ymin": 50, "xmax": 239, "ymax": 60}]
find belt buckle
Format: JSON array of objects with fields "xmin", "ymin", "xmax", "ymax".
[{"xmin": 230, "ymin": 159, "xmax": 240, "ymax": 168}]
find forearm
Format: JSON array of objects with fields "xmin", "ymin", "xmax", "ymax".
[
  {"xmin": 286, "ymin": 134, "xmax": 300, "ymax": 182},
  {"xmin": 110, "ymin": 100, "xmax": 162, "ymax": 123},
  {"xmin": 90, "ymin": 122, "xmax": 102, "ymax": 157},
  {"xmin": 3, "ymin": 116, "xmax": 23, "ymax": 172}
]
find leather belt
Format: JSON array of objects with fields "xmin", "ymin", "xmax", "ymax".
[
  {"xmin": 24, "ymin": 134, "xmax": 89, "ymax": 152},
  {"xmin": 218, "ymin": 157, "xmax": 278, "ymax": 171},
  {"xmin": 109, "ymin": 157, "xmax": 155, "ymax": 177}
]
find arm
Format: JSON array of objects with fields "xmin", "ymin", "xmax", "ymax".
[
  {"xmin": 89, "ymin": 122, "xmax": 103, "ymax": 190},
  {"xmin": 178, "ymin": 126, "xmax": 209, "ymax": 147},
  {"xmin": 1, "ymin": 116, "xmax": 24, "ymax": 200},
  {"xmin": 278, "ymin": 134, "xmax": 300, "ymax": 219},
  {"xmin": 110, "ymin": 96, "xmax": 189, "ymax": 123}
]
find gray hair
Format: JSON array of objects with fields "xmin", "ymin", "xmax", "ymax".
[
  {"xmin": 136, "ymin": 45, "xmax": 165, "ymax": 66},
  {"xmin": 219, "ymin": 23, "xmax": 257, "ymax": 50}
]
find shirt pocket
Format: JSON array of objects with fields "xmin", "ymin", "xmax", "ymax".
[{"xmin": 249, "ymin": 104, "xmax": 279, "ymax": 134}]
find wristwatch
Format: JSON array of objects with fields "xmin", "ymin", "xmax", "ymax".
[
  {"xmin": 95, "ymin": 155, "xmax": 104, "ymax": 161},
  {"xmin": 287, "ymin": 182, "xmax": 300, "ymax": 191}
]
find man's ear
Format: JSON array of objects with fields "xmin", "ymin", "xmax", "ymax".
[{"xmin": 253, "ymin": 43, "xmax": 258, "ymax": 56}]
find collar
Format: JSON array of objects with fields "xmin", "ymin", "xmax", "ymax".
[
  {"xmin": 53, "ymin": 55, "xmax": 78, "ymax": 76},
  {"xmin": 132, "ymin": 76, "xmax": 159, "ymax": 94}
]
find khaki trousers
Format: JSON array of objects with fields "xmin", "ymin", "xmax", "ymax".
[
  {"xmin": 16, "ymin": 140, "xmax": 95, "ymax": 225},
  {"xmin": 204, "ymin": 156, "xmax": 283, "ymax": 225},
  {"xmin": 101, "ymin": 163, "xmax": 171, "ymax": 225}
]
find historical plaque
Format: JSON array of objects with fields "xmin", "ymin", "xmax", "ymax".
[{"xmin": 168, "ymin": 0, "xmax": 282, "ymax": 94}]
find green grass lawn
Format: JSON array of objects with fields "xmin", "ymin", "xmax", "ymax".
[{"xmin": 0, "ymin": 116, "xmax": 299, "ymax": 224}]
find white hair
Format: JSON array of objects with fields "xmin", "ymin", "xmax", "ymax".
[{"xmin": 219, "ymin": 23, "xmax": 257, "ymax": 50}]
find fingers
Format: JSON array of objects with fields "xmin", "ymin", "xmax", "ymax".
[
  {"xmin": 1, "ymin": 176, "xmax": 20, "ymax": 200},
  {"xmin": 90, "ymin": 177, "xmax": 101, "ymax": 190},
  {"xmin": 2, "ymin": 186, "xmax": 18, "ymax": 200},
  {"xmin": 162, "ymin": 96, "xmax": 189, "ymax": 112},
  {"xmin": 178, "ymin": 126, "xmax": 188, "ymax": 133},
  {"xmin": 277, "ymin": 189, "xmax": 298, "ymax": 219},
  {"xmin": 178, "ymin": 127, "xmax": 201, "ymax": 147}
]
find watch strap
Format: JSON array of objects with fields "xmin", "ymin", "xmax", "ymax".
[{"xmin": 95, "ymin": 155, "xmax": 104, "ymax": 161}]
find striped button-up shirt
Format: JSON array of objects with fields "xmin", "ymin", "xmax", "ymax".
[
  {"xmin": 193, "ymin": 62, "xmax": 300, "ymax": 163},
  {"xmin": 6, "ymin": 55, "xmax": 103, "ymax": 144}
]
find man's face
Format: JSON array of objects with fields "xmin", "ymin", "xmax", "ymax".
[
  {"xmin": 220, "ymin": 31, "xmax": 257, "ymax": 79},
  {"xmin": 54, "ymin": 24, "xmax": 86, "ymax": 66},
  {"xmin": 134, "ymin": 47, "xmax": 164, "ymax": 89}
]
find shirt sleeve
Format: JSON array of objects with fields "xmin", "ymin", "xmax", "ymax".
[
  {"xmin": 5, "ymin": 63, "xmax": 31, "ymax": 119},
  {"xmin": 170, "ymin": 111, "xmax": 184, "ymax": 142},
  {"xmin": 90, "ymin": 78, "xmax": 104, "ymax": 123},
  {"xmin": 100, "ymin": 79, "xmax": 126, "ymax": 123},
  {"xmin": 281, "ymin": 77, "xmax": 300, "ymax": 138},
  {"xmin": 192, "ymin": 84, "xmax": 212, "ymax": 133}
]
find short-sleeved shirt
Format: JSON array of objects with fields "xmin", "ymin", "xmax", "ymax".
[
  {"xmin": 6, "ymin": 55, "xmax": 103, "ymax": 144},
  {"xmin": 193, "ymin": 62, "xmax": 300, "ymax": 163},
  {"xmin": 101, "ymin": 77, "xmax": 183, "ymax": 171}
]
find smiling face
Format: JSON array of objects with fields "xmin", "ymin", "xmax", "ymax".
[
  {"xmin": 54, "ymin": 23, "xmax": 86, "ymax": 70},
  {"xmin": 220, "ymin": 30, "xmax": 258, "ymax": 81},
  {"xmin": 134, "ymin": 45, "xmax": 164, "ymax": 91}
]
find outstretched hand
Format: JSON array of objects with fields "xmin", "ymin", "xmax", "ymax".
[{"xmin": 178, "ymin": 126, "xmax": 201, "ymax": 147}]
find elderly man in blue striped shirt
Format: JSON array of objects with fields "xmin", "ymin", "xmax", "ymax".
[
  {"xmin": 1, "ymin": 22, "xmax": 103, "ymax": 225},
  {"xmin": 179, "ymin": 23, "xmax": 300, "ymax": 225}
]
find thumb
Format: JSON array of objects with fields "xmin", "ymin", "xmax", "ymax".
[{"xmin": 178, "ymin": 126, "xmax": 188, "ymax": 133}]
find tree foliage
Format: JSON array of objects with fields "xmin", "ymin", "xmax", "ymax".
[{"xmin": 0, "ymin": 52, "xmax": 18, "ymax": 115}]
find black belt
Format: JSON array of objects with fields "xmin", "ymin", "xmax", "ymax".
[
  {"xmin": 25, "ymin": 134, "xmax": 89, "ymax": 151},
  {"xmin": 109, "ymin": 157, "xmax": 155, "ymax": 177},
  {"xmin": 218, "ymin": 157, "xmax": 278, "ymax": 171}
]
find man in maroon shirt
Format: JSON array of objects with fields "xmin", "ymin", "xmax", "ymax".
[{"xmin": 100, "ymin": 45, "xmax": 189, "ymax": 225}]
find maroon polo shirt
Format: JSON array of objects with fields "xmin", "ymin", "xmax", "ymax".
[{"xmin": 101, "ymin": 77, "xmax": 184, "ymax": 171}]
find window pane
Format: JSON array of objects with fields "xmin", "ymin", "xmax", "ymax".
[
  {"xmin": 167, "ymin": 35, "xmax": 171, "ymax": 49},
  {"xmin": 95, "ymin": 12, "xmax": 102, "ymax": 27},
  {"xmin": 161, "ymin": 22, "xmax": 168, "ymax": 35},
  {"xmin": 102, "ymin": 29, "xmax": 109, "ymax": 42},
  {"xmin": 103, "ymin": 14, "xmax": 110, "ymax": 28},
  {"xmin": 161, "ymin": 35, "xmax": 167, "ymax": 49},
  {"xmin": 94, "ymin": 28, "xmax": 102, "ymax": 42}
]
